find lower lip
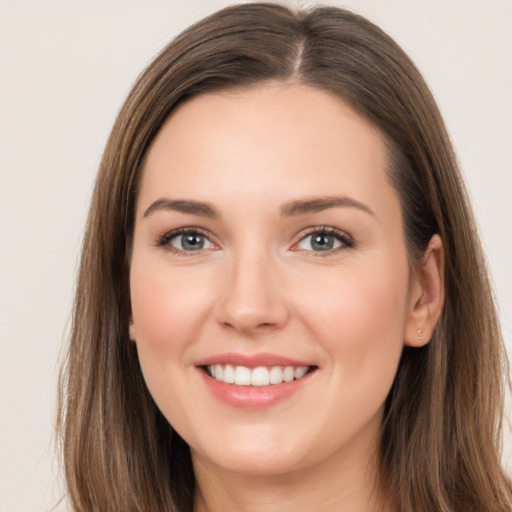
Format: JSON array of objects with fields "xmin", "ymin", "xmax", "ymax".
[{"xmin": 198, "ymin": 369, "xmax": 314, "ymax": 408}]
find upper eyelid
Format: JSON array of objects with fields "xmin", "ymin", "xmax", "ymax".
[
  {"xmin": 293, "ymin": 226, "xmax": 354, "ymax": 244},
  {"xmin": 157, "ymin": 226, "xmax": 215, "ymax": 245}
]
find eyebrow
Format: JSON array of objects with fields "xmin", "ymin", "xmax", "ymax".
[
  {"xmin": 142, "ymin": 195, "xmax": 374, "ymax": 219},
  {"xmin": 280, "ymin": 196, "xmax": 374, "ymax": 217},
  {"xmin": 143, "ymin": 199, "xmax": 220, "ymax": 218}
]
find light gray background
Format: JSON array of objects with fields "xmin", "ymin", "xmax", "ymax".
[{"xmin": 1, "ymin": 1, "xmax": 511, "ymax": 511}]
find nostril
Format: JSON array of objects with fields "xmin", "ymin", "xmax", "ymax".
[
  {"xmin": 256, "ymin": 322, "xmax": 274, "ymax": 329},
  {"xmin": 221, "ymin": 320, "xmax": 278, "ymax": 334}
]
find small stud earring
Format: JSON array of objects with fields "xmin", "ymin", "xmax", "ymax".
[{"xmin": 417, "ymin": 329, "xmax": 423, "ymax": 341}]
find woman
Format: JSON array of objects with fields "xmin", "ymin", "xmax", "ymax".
[{"xmin": 58, "ymin": 3, "xmax": 512, "ymax": 511}]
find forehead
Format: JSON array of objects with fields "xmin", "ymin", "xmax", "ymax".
[{"xmin": 139, "ymin": 83, "xmax": 397, "ymax": 219}]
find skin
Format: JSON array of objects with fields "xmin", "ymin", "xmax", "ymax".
[{"xmin": 129, "ymin": 82, "xmax": 444, "ymax": 512}]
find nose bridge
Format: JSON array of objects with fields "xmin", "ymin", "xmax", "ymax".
[{"xmin": 216, "ymin": 237, "xmax": 288, "ymax": 333}]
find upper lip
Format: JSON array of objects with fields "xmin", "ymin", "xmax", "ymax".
[{"xmin": 195, "ymin": 352, "xmax": 314, "ymax": 368}]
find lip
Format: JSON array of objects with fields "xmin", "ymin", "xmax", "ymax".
[
  {"xmin": 198, "ymin": 369, "xmax": 315, "ymax": 408},
  {"xmin": 195, "ymin": 352, "xmax": 313, "ymax": 368},
  {"xmin": 195, "ymin": 352, "xmax": 317, "ymax": 409}
]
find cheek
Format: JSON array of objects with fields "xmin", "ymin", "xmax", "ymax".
[
  {"xmin": 130, "ymin": 258, "xmax": 212, "ymax": 353},
  {"xmin": 129, "ymin": 259, "xmax": 217, "ymax": 430},
  {"xmin": 128, "ymin": 259, "xmax": 211, "ymax": 416},
  {"xmin": 293, "ymin": 255, "xmax": 409, "ymax": 377}
]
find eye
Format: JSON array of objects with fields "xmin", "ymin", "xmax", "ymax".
[
  {"xmin": 158, "ymin": 228, "xmax": 215, "ymax": 253},
  {"xmin": 293, "ymin": 227, "xmax": 353, "ymax": 253},
  {"xmin": 172, "ymin": 232, "xmax": 213, "ymax": 251}
]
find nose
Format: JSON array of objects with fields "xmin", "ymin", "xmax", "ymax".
[{"xmin": 215, "ymin": 250, "xmax": 289, "ymax": 335}]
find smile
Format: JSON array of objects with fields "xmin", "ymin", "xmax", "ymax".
[
  {"xmin": 206, "ymin": 364, "xmax": 312, "ymax": 386},
  {"xmin": 196, "ymin": 353, "xmax": 318, "ymax": 408}
]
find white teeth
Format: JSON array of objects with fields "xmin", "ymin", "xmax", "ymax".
[
  {"xmin": 207, "ymin": 364, "xmax": 311, "ymax": 386},
  {"xmin": 294, "ymin": 366, "xmax": 308, "ymax": 379},
  {"xmin": 251, "ymin": 367, "xmax": 270, "ymax": 386},
  {"xmin": 269, "ymin": 366, "xmax": 283, "ymax": 384},
  {"xmin": 223, "ymin": 365, "xmax": 235, "ymax": 384},
  {"xmin": 234, "ymin": 366, "xmax": 252, "ymax": 385},
  {"xmin": 283, "ymin": 366, "xmax": 295, "ymax": 382}
]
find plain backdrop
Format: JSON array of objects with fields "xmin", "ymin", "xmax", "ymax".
[{"xmin": 1, "ymin": 1, "xmax": 511, "ymax": 511}]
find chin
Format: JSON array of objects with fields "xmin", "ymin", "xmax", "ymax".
[
  {"xmin": 192, "ymin": 429, "xmax": 309, "ymax": 477},
  {"xmin": 203, "ymin": 451, "xmax": 302, "ymax": 477}
]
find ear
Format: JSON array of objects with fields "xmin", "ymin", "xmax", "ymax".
[
  {"xmin": 404, "ymin": 234, "xmax": 445, "ymax": 347},
  {"xmin": 129, "ymin": 316, "xmax": 136, "ymax": 342}
]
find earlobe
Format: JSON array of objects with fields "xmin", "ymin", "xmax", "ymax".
[
  {"xmin": 129, "ymin": 317, "xmax": 136, "ymax": 342},
  {"xmin": 404, "ymin": 234, "xmax": 445, "ymax": 347}
]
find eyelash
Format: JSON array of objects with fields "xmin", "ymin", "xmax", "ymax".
[
  {"xmin": 294, "ymin": 226, "xmax": 354, "ymax": 257},
  {"xmin": 155, "ymin": 226, "xmax": 354, "ymax": 256},
  {"xmin": 155, "ymin": 227, "xmax": 215, "ymax": 256}
]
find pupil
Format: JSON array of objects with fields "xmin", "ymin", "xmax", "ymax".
[
  {"xmin": 312, "ymin": 234, "xmax": 334, "ymax": 251},
  {"xmin": 183, "ymin": 234, "xmax": 204, "ymax": 250}
]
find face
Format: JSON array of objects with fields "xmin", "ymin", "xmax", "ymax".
[{"xmin": 129, "ymin": 83, "xmax": 417, "ymax": 477}]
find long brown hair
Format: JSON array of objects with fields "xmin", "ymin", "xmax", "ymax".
[{"xmin": 58, "ymin": 3, "xmax": 512, "ymax": 511}]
